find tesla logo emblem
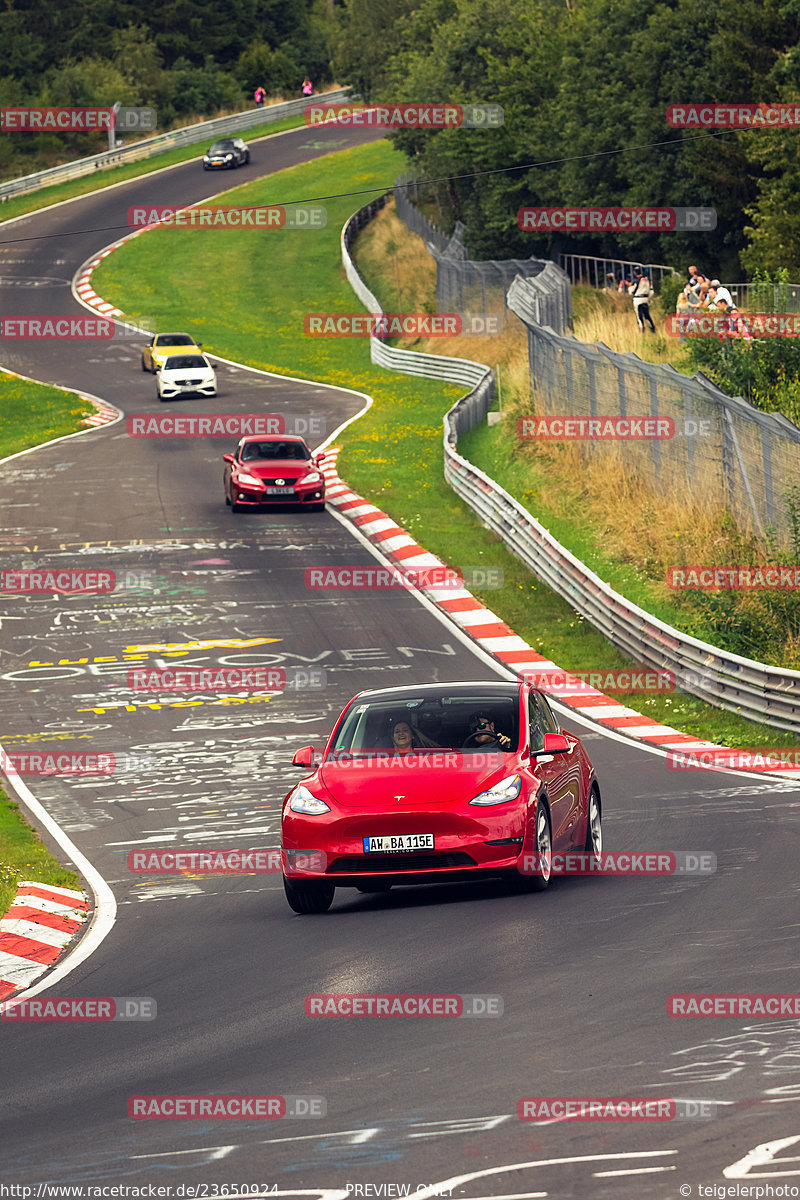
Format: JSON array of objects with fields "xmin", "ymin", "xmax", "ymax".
[
  {"xmin": 393, "ymin": 794, "xmax": 405, "ymax": 802},
  {"xmin": 275, "ymin": 478, "xmax": 285, "ymax": 485}
]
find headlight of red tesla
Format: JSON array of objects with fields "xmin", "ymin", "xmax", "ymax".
[
  {"xmin": 288, "ymin": 784, "xmax": 331, "ymax": 815},
  {"xmin": 469, "ymin": 774, "xmax": 522, "ymax": 806}
]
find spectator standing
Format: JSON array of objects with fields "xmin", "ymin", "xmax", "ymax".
[
  {"xmin": 629, "ymin": 268, "xmax": 656, "ymax": 332},
  {"xmin": 254, "ymin": 85, "xmax": 266, "ymax": 108},
  {"xmin": 710, "ymin": 280, "xmax": 735, "ymax": 308},
  {"xmin": 302, "ymin": 77, "xmax": 313, "ymax": 97},
  {"xmin": 675, "ymin": 288, "xmax": 693, "ymax": 343}
]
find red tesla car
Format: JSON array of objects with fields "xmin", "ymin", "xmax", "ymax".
[
  {"xmin": 281, "ymin": 679, "xmax": 602, "ymax": 913},
  {"xmin": 223, "ymin": 435, "xmax": 325, "ymax": 512}
]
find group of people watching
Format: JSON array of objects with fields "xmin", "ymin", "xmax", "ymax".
[{"xmin": 676, "ymin": 265, "xmax": 751, "ymax": 341}]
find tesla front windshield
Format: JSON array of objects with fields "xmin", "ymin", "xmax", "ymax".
[{"xmin": 330, "ymin": 692, "xmax": 520, "ymax": 754}]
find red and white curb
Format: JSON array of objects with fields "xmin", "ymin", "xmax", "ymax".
[
  {"xmin": 0, "ymin": 882, "xmax": 89, "ymax": 1001},
  {"xmin": 80, "ymin": 394, "xmax": 118, "ymax": 428},
  {"xmin": 318, "ymin": 447, "xmax": 800, "ymax": 779},
  {"xmin": 75, "ymin": 251, "xmax": 799, "ymax": 780},
  {"xmin": 74, "ymin": 247, "xmax": 124, "ymax": 318}
]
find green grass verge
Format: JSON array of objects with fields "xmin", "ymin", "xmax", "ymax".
[
  {"xmin": 0, "ymin": 789, "xmax": 80, "ymax": 918},
  {"xmin": 90, "ymin": 139, "xmax": 798, "ymax": 751},
  {"xmin": 0, "ymin": 371, "xmax": 95, "ymax": 459},
  {"xmin": 0, "ymin": 111, "xmax": 315, "ymax": 228}
]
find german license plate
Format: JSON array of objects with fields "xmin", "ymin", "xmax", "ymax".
[
  {"xmin": 363, "ymin": 833, "xmax": 434, "ymax": 853},
  {"xmin": 264, "ymin": 486, "xmax": 294, "ymax": 495}
]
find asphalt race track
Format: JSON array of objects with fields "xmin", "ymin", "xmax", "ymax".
[{"xmin": 1, "ymin": 124, "xmax": 800, "ymax": 1196}]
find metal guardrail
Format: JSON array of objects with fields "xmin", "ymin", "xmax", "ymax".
[
  {"xmin": 341, "ymin": 195, "xmax": 490, "ymax": 389},
  {"xmin": 346, "ymin": 196, "xmax": 800, "ymax": 733},
  {"xmin": 0, "ymin": 88, "xmax": 354, "ymax": 203}
]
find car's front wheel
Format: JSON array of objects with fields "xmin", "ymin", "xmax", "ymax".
[
  {"xmin": 584, "ymin": 785, "xmax": 602, "ymax": 865},
  {"xmin": 141, "ymin": 357, "xmax": 148, "ymax": 372},
  {"xmin": 283, "ymin": 875, "xmax": 335, "ymax": 914},
  {"xmin": 511, "ymin": 797, "xmax": 552, "ymax": 893},
  {"xmin": 244, "ymin": 151, "xmax": 250, "ymax": 164}
]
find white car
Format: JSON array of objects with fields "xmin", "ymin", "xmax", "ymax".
[{"xmin": 156, "ymin": 354, "xmax": 217, "ymax": 402}]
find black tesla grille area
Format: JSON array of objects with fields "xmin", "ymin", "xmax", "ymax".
[{"xmin": 328, "ymin": 852, "xmax": 476, "ymax": 873}]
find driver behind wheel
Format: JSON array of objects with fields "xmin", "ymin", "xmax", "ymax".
[{"xmin": 463, "ymin": 712, "xmax": 511, "ymax": 749}]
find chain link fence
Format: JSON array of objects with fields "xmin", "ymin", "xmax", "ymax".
[
  {"xmin": 393, "ymin": 173, "xmax": 570, "ymax": 327},
  {"xmin": 508, "ymin": 275, "xmax": 800, "ymax": 545}
]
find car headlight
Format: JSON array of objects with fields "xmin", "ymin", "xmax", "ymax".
[
  {"xmin": 236, "ymin": 472, "xmax": 265, "ymax": 487},
  {"xmin": 225, "ymin": 154, "xmax": 233, "ymax": 160},
  {"xmin": 469, "ymin": 774, "xmax": 522, "ymax": 806},
  {"xmin": 300, "ymin": 470, "xmax": 323, "ymax": 484},
  {"xmin": 289, "ymin": 785, "xmax": 330, "ymax": 815}
]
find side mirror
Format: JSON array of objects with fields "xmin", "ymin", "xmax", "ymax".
[
  {"xmin": 223, "ymin": 453, "xmax": 234, "ymax": 464},
  {"xmin": 292, "ymin": 745, "xmax": 318, "ymax": 767},
  {"xmin": 543, "ymin": 732, "xmax": 570, "ymax": 754},
  {"xmin": 154, "ymin": 364, "xmax": 162, "ymax": 372},
  {"xmin": 197, "ymin": 342, "xmax": 203, "ymax": 348}
]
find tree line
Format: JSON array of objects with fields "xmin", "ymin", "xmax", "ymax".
[{"xmin": 3, "ymin": 0, "xmax": 800, "ymax": 276}]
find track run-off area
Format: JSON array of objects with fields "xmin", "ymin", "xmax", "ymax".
[{"xmin": 1, "ymin": 123, "xmax": 800, "ymax": 1197}]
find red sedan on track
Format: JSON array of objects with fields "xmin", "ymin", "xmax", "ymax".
[
  {"xmin": 281, "ymin": 679, "xmax": 602, "ymax": 913},
  {"xmin": 223, "ymin": 435, "xmax": 326, "ymax": 512}
]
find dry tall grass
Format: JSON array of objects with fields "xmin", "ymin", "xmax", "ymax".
[{"xmin": 353, "ymin": 204, "xmax": 799, "ymax": 663}]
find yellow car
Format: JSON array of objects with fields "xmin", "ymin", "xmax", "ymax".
[{"xmin": 141, "ymin": 332, "xmax": 203, "ymax": 373}]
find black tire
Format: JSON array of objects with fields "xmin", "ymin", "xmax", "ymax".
[
  {"xmin": 283, "ymin": 875, "xmax": 335, "ymax": 914},
  {"xmin": 584, "ymin": 785, "xmax": 602, "ymax": 865},
  {"xmin": 158, "ymin": 393, "xmax": 168, "ymax": 403},
  {"xmin": 231, "ymin": 497, "xmax": 241, "ymax": 513},
  {"xmin": 244, "ymin": 151, "xmax": 250, "ymax": 164},
  {"xmin": 141, "ymin": 357, "xmax": 148, "ymax": 372},
  {"xmin": 310, "ymin": 502, "xmax": 326, "ymax": 513},
  {"xmin": 356, "ymin": 882, "xmax": 391, "ymax": 894},
  {"xmin": 511, "ymin": 797, "xmax": 552, "ymax": 893}
]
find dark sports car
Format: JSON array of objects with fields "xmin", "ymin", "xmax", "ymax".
[{"xmin": 203, "ymin": 138, "xmax": 250, "ymax": 170}]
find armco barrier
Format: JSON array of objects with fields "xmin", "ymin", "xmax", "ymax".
[
  {"xmin": 341, "ymin": 195, "xmax": 490, "ymax": 390},
  {"xmin": 345, "ymin": 197, "xmax": 800, "ymax": 734},
  {"xmin": 0, "ymin": 89, "xmax": 354, "ymax": 203}
]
